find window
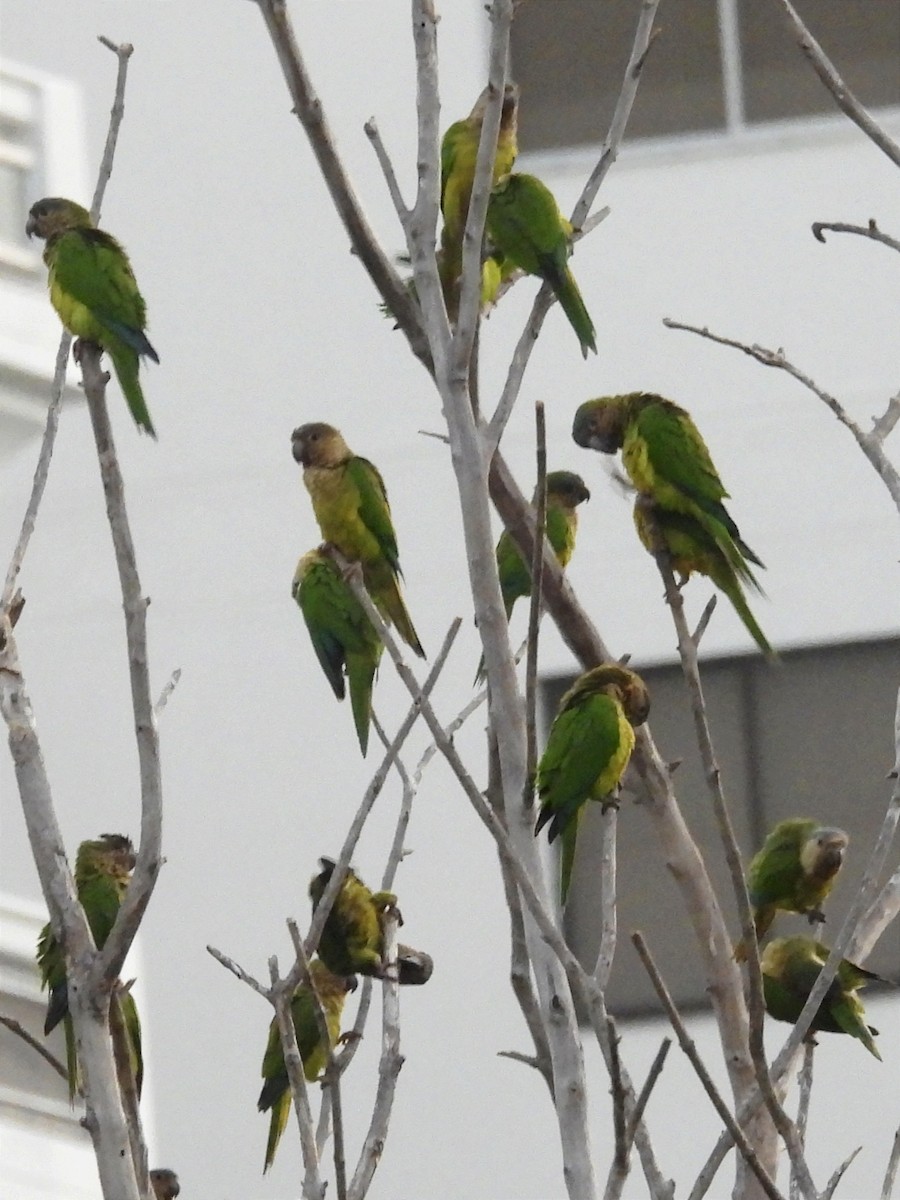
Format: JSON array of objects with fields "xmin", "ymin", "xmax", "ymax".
[
  {"xmin": 510, "ymin": 0, "xmax": 900, "ymax": 151},
  {"xmin": 544, "ymin": 637, "xmax": 900, "ymax": 1017},
  {"xmin": 0, "ymin": 69, "xmax": 41, "ymax": 263}
]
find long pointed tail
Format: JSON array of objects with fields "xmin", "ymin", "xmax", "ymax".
[
  {"xmin": 555, "ymin": 268, "xmax": 597, "ymax": 358},
  {"xmin": 382, "ymin": 577, "xmax": 425, "ymax": 658},
  {"xmin": 109, "ymin": 344, "xmax": 157, "ymax": 438},
  {"xmin": 347, "ymin": 652, "xmax": 380, "ymax": 756},
  {"xmin": 721, "ymin": 575, "xmax": 775, "ymax": 660}
]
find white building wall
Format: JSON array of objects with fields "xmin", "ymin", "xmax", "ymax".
[{"xmin": 1, "ymin": 3, "xmax": 898, "ymax": 1198}]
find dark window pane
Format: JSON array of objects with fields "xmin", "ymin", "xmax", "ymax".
[
  {"xmin": 551, "ymin": 637, "xmax": 900, "ymax": 1019},
  {"xmin": 511, "ymin": 0, "xmax": 725, "ymax": 151},
  {"xmin": 741, "ymin": 0, "xmax": 900, "ymax": 123}
]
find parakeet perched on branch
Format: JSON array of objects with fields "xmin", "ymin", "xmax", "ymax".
[
  {"xmin": 735, "ymin": 818, "xmax": 849, "ymax": 961},
  {"xmin": 291, "ymin": 423, "xmax": 425, "ymax": 659},
  {"xmin": 309, "ymin": 858, "xmax": 398, "ymax": 979},
  {"xmin": 293, "ymin": 548, "xmax": 384, "ymax": 756},
  {"xmin": 476, "ymin": 471, "xmax": 590, "ymax": 682},
  {"xmin": 536, "ymin": 665, "xmax": 650, "ymax": 902},
  {"xmin": 761, "ymin": 937, "xmax": 886, "ymax": 1060},
  {"xmin": 440, "ymin": 82, "xmax": 519, "ymax": 308},
  {"xmin": 257, "ymin": 960, "xmax": 355, "ymax": 1173},
  {"xmin": 486, "ymin": 172, "xmax": 596, "ymax": 356},
  {"xmin": 26, "ymin": 197, "xmax": 159, "ymax": 437},
  {"xmin": 573, "ymin": 393, "xmax": 773, "ymax": 656},
  {"xmin": 36, "ymin": 833, "xmax": 140, "ymax": 1101}
]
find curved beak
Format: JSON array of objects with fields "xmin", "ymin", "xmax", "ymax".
[{"xmin": 25, "ymin": 213, "xmax": 37, "ymax": 240}]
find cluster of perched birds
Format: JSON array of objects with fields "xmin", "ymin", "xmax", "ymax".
[{"xmin": 24, "ymin": 80, "xmax": 886, "ymax": 1185}]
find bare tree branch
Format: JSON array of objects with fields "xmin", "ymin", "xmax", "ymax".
[
  {"xmin": 524, "ymin": 401, "xmax": 547, "ymax": 801},
  {"xmin": 812, "ymin": 219, "xmax": 900, "ymax": 255},
  {"xmin": 790, "ymin": 1043, "xmax": 814, "ymax": 1200},
  {"xmin": 0, "ymin": 1014, "xmax": 69, "ymax": 1084},
  {"xmin": 632, "ymin": 932, "xmax": 787, "ymax": 1200},
  {"xmin": 775, "ymin": 0, "xmax": 900, "ymax": 169},
  {"xmin": 820, "ymin": 1147, "xmax": 861, "ymax": 1200},
  {"xmin": 663, "ymin": 318, "xmax": 900, "ymax": 511},
  {"xmin": 881, "ymin": 1125, "xmax": 900, "ymax": 1200}
]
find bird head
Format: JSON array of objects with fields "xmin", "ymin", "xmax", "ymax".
[
  {"xmin": 801, "ymin": 827, "xmax": 849, "ymax": 881},
  {"xmin": 572, "ymin": 397, "xmax": 629, "ymax": 454},
  {"xmin": 150, "ymin": 1168, "xmax": 181, "ymax": 1200},
  {"xmin": 291, "ymin": 422, "xmax": 347, "ymax": 468},
  {"xmin": 26, "ymin": 197, "xmax": 92, "ymax": 241},
  {"xmin": 544, "ymin": 471, "xmax": 591, "ymax": 509},
  {"xmin": 468, "ymin": 80, "xmax": 519, "ymax": 125}
]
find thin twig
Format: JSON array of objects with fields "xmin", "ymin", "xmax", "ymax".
[
  {"xmin": 663, "ymin": 317, "xmax": 900, "ymax": 513},
  {"xmin": 2, "ymin": 38, "xmax": 133, "ymax": 616},
  {"xmin": 79, "ymin": 348, "xmax": 163, "ymax": 993},
  {"xmin": 872, "ymin": 392, "xmax": 900, "ymax": 446},
  {"xmin": 205, "ymin": 945, "xmax": 269, "ymax": 999},
  {"xmin": 632, "ymin": 932, "xmax": 786, "ymax": 1200},
  {"xmin": 790, "ymin": 1042, "xmax": 815, "ymax": 1200},
  {"xmin": 812, "ymin": 219, "xmax": 900, "ymax": 255},
  {"xmin": 820, "ymin": 1147, "xmax": 862, "ymax": 1200},
  {"xmin": 153, "ymin": 668, "xmax": 181, "ymax": 717},
  {"xmin": 881, "ymin": 1125, "xmax": 900, "ymax": 1200},
  {"xmin": 363, "ymin": 118, "xmax": 410, "ymax": 222},
  {"xmin": 347, "ymin": 910, "xmax": 404, "ymax": 1200},
  {"xmin": 692, "ymin": 595, "xmax": 718, "ymax": 647},
  {"xmin": 608, "ymin": 1018, "xmax": 628, "ymax": 1175},
  {"xmin": 523, "ymin": 402, "xmax": 547, "ymax": 806},
  {"xmin": 626, "ymin": 1038, "xmax": 671, "ymax": 1144},
  {"xmin": 593, "ymin": 805, "xmax": 619, "ymax": 991},
  {"xmin": 775, "ymin": 0, "xmax": 900, "ymax": 169},
  {"xmin": 0, "ymin": 1014, "xmax": 69, "ymax": 1083}
]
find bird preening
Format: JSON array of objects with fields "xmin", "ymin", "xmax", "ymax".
[{"xmin": 27, "ymin": 197, "xmax": 159, "ymax": 437}]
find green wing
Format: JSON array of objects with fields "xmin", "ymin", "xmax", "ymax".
[
  {"xmin": 633, "ymin": 401, "xmax": 729, "ymax": 514},
  {"xmin": 487, "ymin": 174, "xmax": 567, "ymax": 280},
  {"xmin": 747, "ymin": 822, "xmax": 815, "ymax": 908},
  {"xmin": 51, "ymin": 228, "xmax": 157, "ymax": 360},
  {"xmin": 535, "ymin": 693, "xmax": 622, "ymax": 841},
  {"xmin": 345, "ymin": 457, "xmax": 401, "ymax": 577}
]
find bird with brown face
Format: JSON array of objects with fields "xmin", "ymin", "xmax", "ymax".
[
  {"xmin": 735, "ymin": 818, "xmax": 849, "ymax": 961},
  {"xmin": 26, "ymin": 196, "xmax": 159, "ymax": 436},
  {"xmin": 291, "ymin": 423, "xmax": 424, "ymax": 658},
  {"xmin": 150, "ymin": 1168, "xmax": 181, "ymax": 1200}
]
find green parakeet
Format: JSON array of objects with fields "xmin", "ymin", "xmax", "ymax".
[
  {"xmin": 735, "ymin": 818, "xmax": 849, "ymax": 961},
  {"xmin": 150, "ymin": 1169, "xmax": 181, "ymax": 1200},
  {"xmin": 309, "ymin": 858, "xmax": 398, "ymax": 979},
  {"xmin": 36, "ymin": 833, "xmax": 141, "ymax": 1101},
  {"xmin": 26, "ymin": 197, "xmax": 159, "ymax": 437},
  {"xmin": 291, "ymin": 423, "xmax": 425, "ymax": 659},
  {"xmin": 761, "ymin": 937, "xmax": 886, "ymax": 1060},
  {"xmin": 440, "ymin": 83, "xmax": 519, "ymax": 307},
  {"xmin": 536, "ymin": 664, "xmax": 650, "ymax": 902},
  {"xmin": 573, "ymin": 393, "xmax": 772, "ymax": 656},
  {"xmin": 293, "ymin": 548, "xmax": 384, "ymax": 756},
  {"xmin": 476, "ymin": 471, "xmax": 590, "ymax": 682},
  {"xmin": 486, "ymin": 172, "xmax": 596, "ymax": 356},
  {"xmin": 257, "ymin": 960, "xmax": 354, "ymax": 1172}
]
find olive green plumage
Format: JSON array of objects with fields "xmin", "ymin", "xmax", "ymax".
[
  {"xmin": 309, "ymin": 858, "xmax": 397, "ymax": 979},
  {"xmin": 293, "ymin": 548, "xmax": 384, "ymax": 756},
  {"xmin": 257, "ymin": 960, "xmax": 354, "ymax": 1173},
  {"xmin": 36, "ymin": 833, "xmax": 140, "ymax": 1101},
  {"xmin": 476, "ymin": 471, "xmax": 590, "ymax": 682},
  {"xmin": 761, "ymin": 937, "xmax": 885, "ymax": 1060},
  {"xmin": 26, "ymin": 197, "xmax": 159, "ymax": 437},
  {"xmin": 291, "ymin": 423, "xmax": 424, "ymax": 659},
  {"xmin": 735, "ymin": 819, "xmax": 849, "ymax": 961},
  {"xmin": 440, "ymin": 83, "xmax": 519, "ymax": 310},
  {"xmin": 536, "ymin": 665, "xmax": 650, "ymax": 902},
  {"xmin": 573, "ymin": 393, "xmax": 773, "ymax": 656},
  {"xmin": 486, "ymin": 172, "xmax": 596, "ymax": 356}
]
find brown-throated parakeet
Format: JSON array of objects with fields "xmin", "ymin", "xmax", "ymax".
[
  {"xmin": 36, "ymin": 833, "xmax": 141, "ymax": 1101},
  {"xmin": 536, "ymin": 664, "xmax": 650, "ymax": 902},
  {"xmin": 26, "ymin": 197, "xmax": 159, "ymax": 437},
  {"xmin": 735, "ymin": 818, "xmax": 849, "ymax": 961},
  {"xmin": 293, "ymin": 548, "xmax": 384, "ymax": 756},
  {"xmin": 291, "ymin": 423, "xmax": 425, "ymax": 658},
  {"xmin": 486, "ymin": 172, "xmax": 596, "ymax": 356},
  {"xmin": 574, "ymin": 393, "xmax": 773, "ymax": 656},
  {"xmin": 310, "ymin": 858, "xmax": 398, "ymax": 979},
  {"xmin": 257, "ymin": 959, "xmax": 354, "ymax": 1172},
  {"xmin": 761, "ymin": 937, "xmax": 886, "ymax": 1060},
  {"xmin": 632, "ymin": 497, "xmax": 773, "ymax": 657},
  {"xmin": 150, "ymin": 1169, "xmax": 181, "ymax": 1200},
  {"xmin": 476, "ymin": 470, "xmax": 590, "ymax": 682},
  {"xmin": 440, "ymin": 83, "xmax": 519, "ymax": 309}
]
